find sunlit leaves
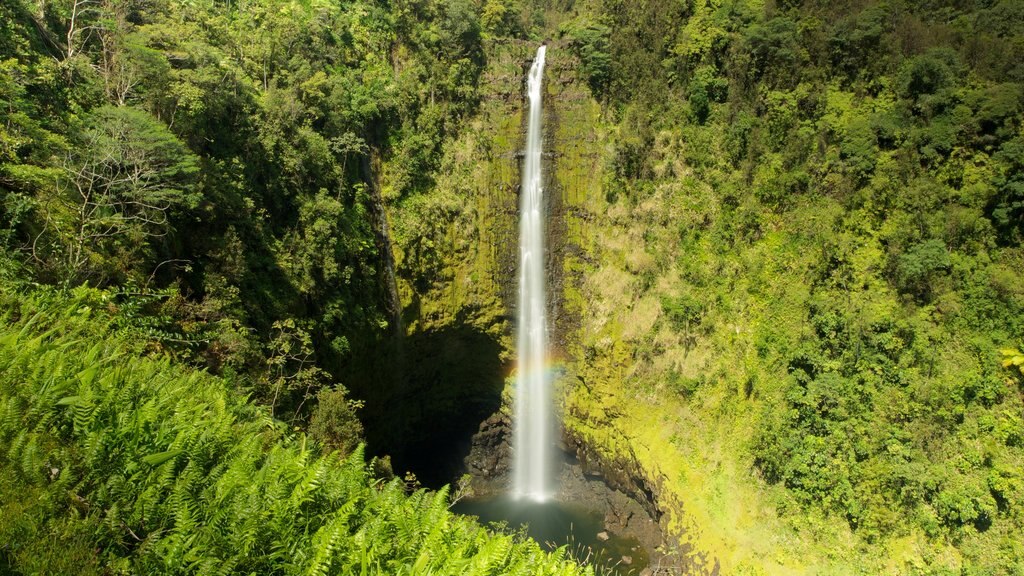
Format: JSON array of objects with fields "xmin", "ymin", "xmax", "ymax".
[
  {"xmin": 0, "ymin": 287, "xmax": 589, "ymax": 575},
  {"xmin": 1003, "ymin": 347, "xmax": 1024, "ymax": 378}
]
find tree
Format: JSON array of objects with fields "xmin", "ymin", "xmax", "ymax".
[
  {"xmin": 893, "ymin": 238, "xmax": 951, "ymax": 302},
  {"xmin": 264, "ymin": 318, "xmax": 329, "ymax": 420},
  {"xmin": 436, "ymin": 0, "xmax": 482, "ymax": 60},
  {"xmin": 745, "ymin": 16, "xmax": 808, "ymax": 89},
  {"xmin": 61, "ymin": 0, "xmax": 101, "ymax": 62},
  {"xmin": 42, "ymin": 105, "xmax": 198, "ymax": 284},
  {"xmin": 309, "ymin": 385, "xmax": 364, "ymax": 456},
  {"xmin": 481, "ymin": 0, "xmax": 522, "ymax": 38},
  {"xmin": 560, "ymin": 18, "xmax": 612, "ymax": 98},
  {"xmin": 991, "ymin": 136, "xmax": 1024, "ymax": 243}
]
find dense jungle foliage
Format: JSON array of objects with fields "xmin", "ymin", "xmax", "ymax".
[
  {"xmin": 0, "ymin": 0, "xmax": 545, "ymax": 422},
  {"xmin": 554, "ymin": 0, "xmax": 1024, "ymax": 572}
]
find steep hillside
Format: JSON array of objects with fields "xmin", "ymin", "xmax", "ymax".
[
  {"xmin": 394, "ymin": 2, "xmax": 1024, "ymax": 574},
  {"xmin": 550, "ymin": 1, "xmax": 1024, "ymax": 574}
]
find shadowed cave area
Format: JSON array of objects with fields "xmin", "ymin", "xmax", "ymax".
[{"xmin": 350, "ymin": 319, "xmax": 508, "ymax": 489}]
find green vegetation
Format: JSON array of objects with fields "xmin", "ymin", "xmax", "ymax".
[
  {"xmin": 0, "ymin": 0, "xmax": 568, "ymax": 480},
  {"xmin": 2, "ymin": 0, "xmax": 1023, "ymax": 573},
  {"xmin": 553, "ymin": 0, "xmax": 1024, "ymax": 573},
  {"xmin": 0, "ymin": 0, "xmax": 510, "ymax": 428},
  {"xmin": 0, "ymin": 0, "xmax": 586, "ymax": 572},
  {"xmin": 0, "ymin": 285, "xmax": 586, "ymax": 574}
]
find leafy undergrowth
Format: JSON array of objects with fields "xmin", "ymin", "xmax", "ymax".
[
  {"xmin": 0, "ymin": 286, "xmax": 587, "ymax": 576},
  {"xmin": 561, "ymin": 162, "xmax": 1024, "ymax": 573}
]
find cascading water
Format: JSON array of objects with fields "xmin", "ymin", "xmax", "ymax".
[
  {"xmin": 513, "ymin": 45, "xmax": 550, "ymax": 502},
  {"xmin": 453, "ymin": 45, "xmax": 656, "ymax": 575}
]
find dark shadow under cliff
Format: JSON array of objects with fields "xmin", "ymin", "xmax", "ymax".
[{"xmin": 346, "ymin": 317, "xmax": 508, "ymax": 488}]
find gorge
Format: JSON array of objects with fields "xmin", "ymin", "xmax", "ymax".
[{"xmin": 449, "ymin": 43, "xmax": 664, "ymax": 576}]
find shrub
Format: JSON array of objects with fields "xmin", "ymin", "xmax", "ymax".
[{"xmin": 309, "ymin": 385, "xmax": 364, "ymax": 456}]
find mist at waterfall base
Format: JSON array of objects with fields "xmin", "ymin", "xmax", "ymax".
[{"xmin": 453, "ymin": 46, "xmax": 650, "ymax": 576}]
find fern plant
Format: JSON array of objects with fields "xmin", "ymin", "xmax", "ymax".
[{"xmin": 0, "ymin": 286, "xmax": 591, "ymax": 576}]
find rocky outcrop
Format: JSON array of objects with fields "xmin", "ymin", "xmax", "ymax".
[
  {"xmin": 464, "ymin": 411, "xmax": 512, "ymax": 483},
  {"xmin": 462, "ymin": 407, "xmax": 670, "ymax": 572},
  {"xmin": 564, "ymin": 427, "xmax": 662, "ymax": 523},
  {"xmin": 563, "ymin": 425, "xmax": 714, "ymax": 575}
]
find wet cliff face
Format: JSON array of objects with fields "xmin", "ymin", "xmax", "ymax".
[
  {"xmin": 348, "ymin": 40, "xmax": 533, "ymax": 487},
  {"xmin": 359, "ymin": 39, "xmax": 608, "ymax": 490},
  {"xmin": 361, "ymin": 36, "xmax": 716, "ymax": 571}
]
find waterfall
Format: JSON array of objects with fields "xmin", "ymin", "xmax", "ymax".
[{"xmin": 513, "ymin": 45, "xmax": 550, "ymax": 502}]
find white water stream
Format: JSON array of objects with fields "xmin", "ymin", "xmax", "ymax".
[{"xmin": 513, "ymin": 45, "xmax": 550, "ymax": 502}]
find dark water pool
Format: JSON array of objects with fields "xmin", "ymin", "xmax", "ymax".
[{"xmin": 453, "ymin": 495, "xmax": 649, "ymax": 575}]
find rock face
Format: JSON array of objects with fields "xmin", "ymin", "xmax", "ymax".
[
  {"xmin": 364, "ymin": 39, "xmax": 535, "ymax": 488},
  {"xmin": 463, "ymin": 411, "xmax": 513, "ymax": 484},
  {"xmin": 555, "ymin": 458, "xmax": 666, "ymax": 555},
  {"xmin": 452, "ymin": 41, "xmax": 684, "ymax": 572},
  {"xmin": 564, "ymin": 428, "xmax": 662, "ymax": 523}
]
